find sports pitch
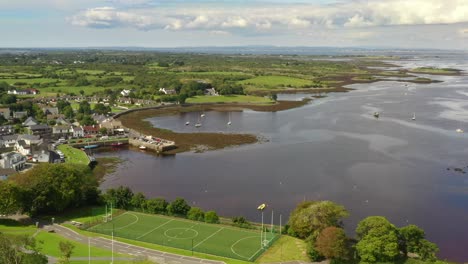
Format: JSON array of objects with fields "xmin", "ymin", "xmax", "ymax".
[{"xmin": 87, "ymin": 211, "xmax": 278, "ymax": 261}]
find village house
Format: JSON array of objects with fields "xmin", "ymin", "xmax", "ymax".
[
  {"xmin": 42, "ymin": 107, "xmax": 59, "ymax": 116},
  {"xmin": 0, "ymin": 134, "xmax": 19, "ymax": 148},
  {"xmin": 7, "ymin": 89, "xmax": 39, "ymax": 95},
  {"xmin": 83, "ymin": 125, "xmax": 99, "ymax": 136},
  {"xmin": 13, "ymin": 111, "xmax": 28, "ymax": 119},
  {"xmin": 120, "ymin": 89, "xmax": 132, "ymax": 97},
  {"xmin": 52, "ymin": 125, "xmax": 71, "ymax": 138},
  {"xmin": 71, "ymin": 126, "xmax": 84, "ymax": 138},
  {"xmin": 0, "ymin": 152, "xmax": 26, "ymax": 171},
  {"xmin": 15, "ymin": 140, "xmax": 31, "ymax": 156},
  {"xmin": 100, "ymin": 119, "xmax": 123, "ymax": 135},
  {"xmin": 0, "ymin": 108, "xmax": 11, "ymax": 120},
  {"xmin": 23, "ymin": 116, "xmax": 39, "ymax": 127},
  {"xmin": 204, "ymin": 88, "xmax": 219, "ymax": 96},
  {"xmin": 32, "ymin": 150, "xmax": 61, "ymax": 163},
  {"xmin": 159, "ymin": 88, "xmax": 177, "ymax": 95},
  {"xmin": 18, "ymin": 134, "xmax": 41, "ymax": 145},
  {"xmin": 0, "ymin": 125, "xmax": 14, "ymax": 136},
  {"xmin": 27, "ymin": 124, "xmax": 52, "ymax": 138}
]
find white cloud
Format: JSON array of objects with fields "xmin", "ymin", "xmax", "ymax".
[{"xmin": 68, "ymin": 0, "xmax": 468, "ymax": 34}]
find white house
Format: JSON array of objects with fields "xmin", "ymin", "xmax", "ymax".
[
  {"xmin": 204, "ymin": 88, "xmax": 219, "ymax": 96},
  {"xmin": 52, "ymin": 125, "xmax": 71, "ymax": 136},
  {"xmin": 159, "ymin": 88, "xmax": 177, "ymax": 95},
  {"xmin": 15, "ymin": 140, "xmax": 31, "ymax": 156},
  {"xmin": 0, "ymin": 152, "xmax": 26, "ymax": 171},
  {"xmin": 71, "ymin": 126, "xmax": 84, "ymax": 138},
  {"xmin": 121, "ymin": 89, "xmax": 132, "ymax": 97}
]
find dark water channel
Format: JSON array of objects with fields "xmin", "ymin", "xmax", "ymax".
[{"xmin": 98, "ymin": 55, "xmax": 468, "ymax": 262}]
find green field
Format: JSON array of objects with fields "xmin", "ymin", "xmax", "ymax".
[
  {"xmin": 239, "ymin": 76, "xmax": 313, "ymax": 88},
  {"xmin": 186, "ymin": 95, "xmax": 273, "ymax": 104},
  {"xmin": 88, "ymin": 212, "xmax": 278, "ymax": 261},
  {"xmin": 57, "ymin": 145, "xmax": 90, "ymax": 165}
]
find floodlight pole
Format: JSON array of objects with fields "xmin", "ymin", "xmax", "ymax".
[
  {"xmin": 111, "ymin": 223, "xmax": 114, "ymax": 264},
  {"xmin": 105, "ymin": 204, "xmax": 108, "ymax": 222},
  {"xmin": 261, "ymin": 211, "xmax": 264, "ymax": 248}
]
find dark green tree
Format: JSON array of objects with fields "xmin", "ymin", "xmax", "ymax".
[
  {"xmin": 187, "ymin": 207, "xmax": 205, "ymax": 221},
  {"xmin": 145, "ymin": 198, "xmax": 168, "ymax": 214},
  {"xmin": 104, "ymin": 186, "xmax": 134, "ymax": 210},
  {"xmin": 0, "ymin": 181, "xmax": 21, "ymax": 215},
  {"xmin": 167, "ymin": 197, "xmax": 191, "ymax": 217},
  {"xmin": 59, "ymin": 241, "xmax": 75, "ymax": 264},
  {"xmin": 204, "ymin": 211, "xmax": 220, "ymax": 224},
  {"xmin": 130, "ymin": 192, "xmax": 146, "ymax": 211}
]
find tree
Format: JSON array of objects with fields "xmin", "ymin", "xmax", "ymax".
[
  {"xmin": 78, "ymin": 101, "xmax": 91, "ymax": 115},
  {"xmin": 93, "ymin": 103, "xmax": 111, "ymax": 115},
  {"xmin": 204, "ymin": 211, "xmax": 220, "ymax": 224},
  {"xmin": 10, "ymin": 163, "xmax": 99, "ymax": 216},
  {"xmin": 232, "ymin": 216, "xmax": 251, "ymax": 228},
  {"xmin": 104, "ymin": 186, "xmax": 134, "ymax": 210},
  {"xmin": 399, "ymin": 225, "xmax": 438, "ymax": 261},
  {"xmin": 130, "ymin": 192, "xmax": 146, "ymax": 211},
  {"xmin": 79, "ymin": 90, "xmax": 85, "ymax": 96},
  {"xmin": 355, "ymin": 216, "xmax": 400, "ymax": 263},
  {"xmin": 399, "ymin": 225, "xmax": 425, "ymax": 254},
  {"xmin": 58, "ymin": 241, "xmax": 75, "ymax": 264},
  {"xmin": 417, "ymin": 239, "xmax": 438, "ymax": 262},
  {"xmin": 0, "ymin": 181, "xmax": 21, "ymax": 215},
  {"xmin": 62, "ymin": 105, "xmax": 74, "ymax": 119},
  {"xmin": 315, "ymin": 227, "xmax": 349, "ymax": 260},
  {"xmin": 288, "ymin": 201, "xmax": 349, "ymax": 239},
  {"xmin": 187, "ymin": 207, "xmax": 205, "ymax": 221},
  {"xmin": 99, "ymin": 127, "xmax": 108, "ymax": 135},
  {"xmin": 167, "ymin": 197, "xmax": 191, "ymax": 216},
  {"xmin": 145, "ymin": 198, "xmax": 168, "ymax": 214},
  {"xmin": 0, "ymin": 233, "xmax": 47, "ymax": 264}
]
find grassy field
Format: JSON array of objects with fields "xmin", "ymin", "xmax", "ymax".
[
  {"xmin": 57, "ymin": 145, "xmax": 90, "ymax": 165},
  {"xmin": 255, "ymin": 235, "xmax": 308, "ymax": 263},
  {"xmin": 238, "ymin": 76, "xmax": 313, "ymax": 88},
  {"xmin": 186, "ymin": 95, "xmax": 273, "ymax": 104},
  {"xmin": 88, "ymin": 211, "xmax": 278, "ymax": 261}
]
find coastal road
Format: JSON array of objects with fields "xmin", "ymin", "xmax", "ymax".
[{"xmin": 42, "ymin": 223, "xmax": 225, "ymax": 264}]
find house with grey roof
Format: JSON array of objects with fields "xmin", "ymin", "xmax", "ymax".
[
  {"xmin": 13, "ymin": 111, "xmax": 28, "ymax": 119},
  {"xmin": 15, "ymin": 140, "xmax": 30, "ymax": 156},
  {"xmin": 0, "ymin": 108, "xmax": 11, "ymax": 120},
  {"xmin": 1, "ymin": 134, "xmax": 19, "ymax": 148},
  {"xmin": 42, "ymin": 107, "xmax": 59, "ymax": 116},
  {"xmin": 0, "ymin": 125, "xmax": 14, "ymax": 136},
  {"xmin": 23, "ymin": 117, "xmax": 39, "ymax": 127},
  {"xmin": 27, "ymin": 124, "xmax": 52, "ymax": 138}
]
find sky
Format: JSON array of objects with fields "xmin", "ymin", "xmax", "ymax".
[{"xmin": 0, "ymin": 0, "xmax": 467, "ymax": 49}]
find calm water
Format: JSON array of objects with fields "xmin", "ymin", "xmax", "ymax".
[{"xmin": 99, "ymin": 55, "xmax": 468, "ymax": 262}]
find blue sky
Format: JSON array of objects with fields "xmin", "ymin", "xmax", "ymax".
[{"xmin": 0, "ymin": 0, "xmax": 467, "ymax": 49}]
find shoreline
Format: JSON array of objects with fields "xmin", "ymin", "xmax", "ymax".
[{"xmin": 117, "ymin": 99, "xmax": 310, "ymax": 153}]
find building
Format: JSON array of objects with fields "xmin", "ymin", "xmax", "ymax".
[
  {"xmin": 0, "ymin": 125, "xmax": 14, "ymax": 136},
  {"xmin": 32, "ymin": 150, "xmax": 61, "ymax": 163},
  {"xmin": 1, "ymin": 134, "xmax": 19, "ymax": 148},
  {"xmin": 159, "ymin": 88, "xmax": 177, "ymax": 95},
  {"xmin": 27, "ymin": 124, "xmax": 52, "ymax": 138},
  {"xmin": 52, "ymin": 125, "xmax": 71, "ymax": 138},
  {"xmin": 121, "ymin": 89, "xmax": 132, "ymax": 97},
  {"xmin": 0, "ymin": 152, "xmax": 26, "ymax": 171},
  {"xmin": 23, "ymin": 117, "xmax": 39, "ymax": 127},
  {"xmin": 15, "ymin": 140, "xmax": 31, "ymax": 156},
  {"xmin": 100, "ymin": 119, "xmax": 123, "ymax": 134},
  {"xmin": 83, "ymin": 125, "xmax": 99, "ymax": 136},
  {"xmin": 18, "ymin": 134, "xmax": 41, "ymax": 145},
  {"xmin": 0, "ymin": 108, "xmax": 11, "ymax": 119},
  {"xmin": 71, "ymin": 126, "xmax": 84, "ymax": 138},
  {"xmin": 93, "ymin": 114, "xmax": 108, "ymax": 124},
  {"xmin": 204, "ymin": 88, "xmax": 219, "ymax": 96},
  {"xmin": 7, "ymin": 89, "xmax": 39, "ymax": 95},
  {"xmin": 13, "ymin": 111, "xmax": 28, "ymax": 119},
  {"xmin": 42, "ymin": 107, "xmax": 59, "ymax": 115}
]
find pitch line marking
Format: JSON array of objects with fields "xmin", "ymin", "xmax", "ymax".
[
  {"xmin": 136, "ymin": 219, "xmax": 174, "ymax": 239},
  {"xmin": 230, "ymin": 236, "xmax": 258, "ymax": 260},
  {"xmin": 193, "ymin": 227, "xmax": 224, "ymax": 249}
]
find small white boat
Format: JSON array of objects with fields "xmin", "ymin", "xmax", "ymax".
[
  {"xmin": 227, "ymin": 121, "xmax": 232, "ymax": 126},
  {"xmin": 200, "ymin": 114, "xmax": 205, "ymax": 118},
  {"xmin": 412, "ymin": 113, "xmax": 416, "ymax": 120},
  {"xmin": 139, "ymin": 145, "xmax": 147, "ymax": 150},
  {"xmin": 373, "ymin": 112, "xmax": 380, "ymax": 118},
  {"xmin": 456, "ymin": 128, "xmax": 464, "ymax": 133},
  {"xmin": 227, "ymin": 112, "xmax": 232, "ymax": 126},
  {"xmin": 185, "ymin": 121, "xmax": 190, "ymax": 126},
  {"xmin": 195, "ymin": 123, "xmax": 202, "ymax": 128}
]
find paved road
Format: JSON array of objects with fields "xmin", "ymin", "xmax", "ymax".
[{"xmin": 43, "ymin": 224, "xmax": 225, "ymax": 264}]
